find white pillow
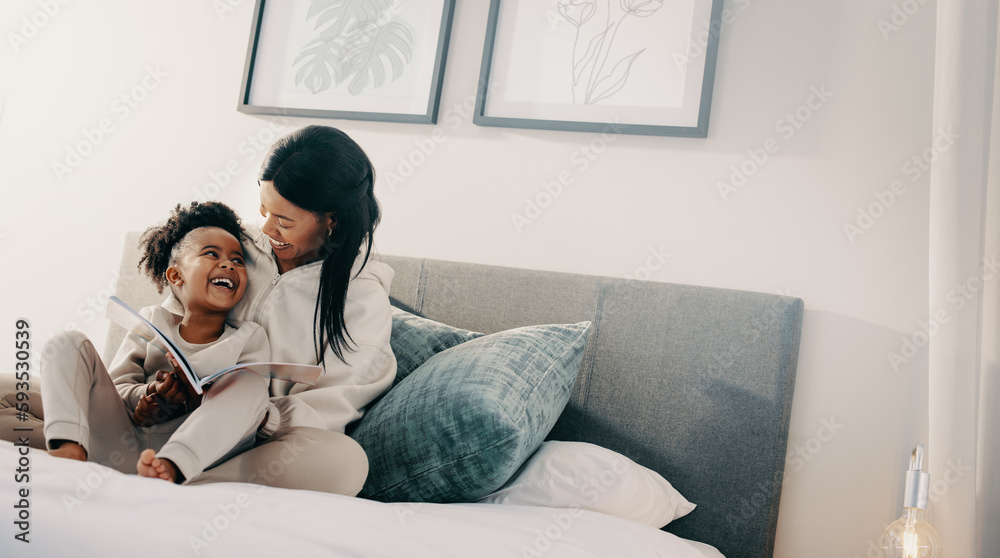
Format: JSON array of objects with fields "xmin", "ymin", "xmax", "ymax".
[{"xmin": 478, "ymin": 441, "xmax": 696, "ymax": 528}]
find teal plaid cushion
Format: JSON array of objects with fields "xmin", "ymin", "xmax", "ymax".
[
  {"xmin": 352, "ymin": 321, "xmax": 592, "ymax": 503},
  {"xmin": 389, "ymin": 306, "xmax": 484, "ymax": 385}
]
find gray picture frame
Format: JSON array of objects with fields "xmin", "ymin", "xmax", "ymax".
[
  {"xmin": 474, "ymin": 0, "xmax": 725, "ymax": 137},
  {"xmin": 238, "ymin": 0, "xmax": 456, "ymax": 124}
]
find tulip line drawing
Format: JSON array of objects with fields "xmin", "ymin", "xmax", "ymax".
[
  {"xmin": 293, "ymin": 0, "xmax": 414, "ymax": 96},
  {"xmin": 557, "ymin": 0, "xmax": 664, "ymax": 104}
]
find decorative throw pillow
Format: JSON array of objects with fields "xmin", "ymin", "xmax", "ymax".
[
  {"xmin": 352, "ymin": 321, "xmax": 592, "ymax": 503},
  {"xmin": 477, "ymin": 441, "xmax": 697, "ymax": 528},
  {"xmin": 389, "ymin": 306, "xmax": 484, "ymax": 385}
]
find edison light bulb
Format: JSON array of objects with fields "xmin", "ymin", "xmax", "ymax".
[
  {"xmin": 880, "ymin": 444, "xmax": 940, "ymax": 558},
  {"xmin": 880, "ymin": 507, "xmax": 940, "ymax": 558}
]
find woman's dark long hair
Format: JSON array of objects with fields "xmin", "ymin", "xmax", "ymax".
[{"xmin": 259, "ymin": 125, "xmax": 380, "ymax": 364}]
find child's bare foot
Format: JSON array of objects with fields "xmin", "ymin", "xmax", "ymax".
[
  {"xmin": 137, "ymin": 449, "xmax": 183, "ymax": 483},
  {"xmin": 48, "ymin": 440, "xmax": 87, "ymax": 461}
]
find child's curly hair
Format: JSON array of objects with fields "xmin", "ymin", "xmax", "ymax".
[{"xmin": 138, "ymin": 201, "xmax": 247, "ymax": 293}]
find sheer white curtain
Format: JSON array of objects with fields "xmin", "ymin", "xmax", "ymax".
[{"xmin": 928, "ymin": 1, "xmax": 999, "ymax": 557}]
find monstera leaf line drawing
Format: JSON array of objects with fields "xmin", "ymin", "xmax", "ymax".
[
  {"xmin": 309, "ymin": 0, "xmax": 377, "ymax": 38},
  {"xmin": 341, "ymin": 21, "xmax": 413, "ymax": 95},
  {"xmin": 293, "ymin": 0, "xmax": 414, "ymax": 96},
  {"xmin": 309, "ymin": 0, "xmax": 392, "ymax": 39},
  {"xmin": 293, "ymin": 37, "xmax": 347, "ymax": 94}
]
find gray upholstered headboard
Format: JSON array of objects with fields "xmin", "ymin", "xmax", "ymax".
[
  {"xmin": 380, "ymin": 254, "xmax": 803, "ymax": 558},
  {"xmin": 106, "ymin": 234, "xmax": 804, "ymax": 558}
]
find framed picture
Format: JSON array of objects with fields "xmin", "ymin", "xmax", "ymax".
[
  {"xmin": 474, "ymin": 0, "xmax": 724, "ymax": 137},
  {"xmin": 239, "ymin": 0, "xmax": 456, "ymax": 124}
]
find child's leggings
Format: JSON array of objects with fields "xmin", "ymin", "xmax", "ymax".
[{"xmin": 41, "ymin": 331, "xmax": 267, "ymax": 481}]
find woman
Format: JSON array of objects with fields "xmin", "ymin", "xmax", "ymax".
[{"xmin": 175, "ymin": 125, "xmax": 397, "ymax": 495}]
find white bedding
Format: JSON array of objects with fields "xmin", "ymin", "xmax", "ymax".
[{"xmin": 0, "ymin": 442, "xmax": 723, "ymax": 557}]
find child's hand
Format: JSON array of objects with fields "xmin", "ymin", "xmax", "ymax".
[
  {"xmin": 152, "ymin": 368, "xmax": 188, "ymax": 409},
  {"xmin": 131, "ymin": 376, "xmax": 190, "ymax": 427},
  {"xmin": 132, "ymin": 393, "xmax": 164, "ymax": 427},
  {"xmin": 132, "ymin": 357, "xmax": 202, "ymax": 426},
  {"xmin": 164, "ymin": 353, "xmax": 202, "ymax": 413}
]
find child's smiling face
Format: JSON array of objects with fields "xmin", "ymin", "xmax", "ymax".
[{"xmin": 165, "ymin": 227, "xmax": 248, "ymax": 315}]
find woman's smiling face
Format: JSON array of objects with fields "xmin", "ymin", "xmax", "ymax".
[{"xmin": 259, "ymin": 180, "xmax": 334, "ymax": 273}]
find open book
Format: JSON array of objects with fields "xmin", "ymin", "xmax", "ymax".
[{"xmin": 107, "ymin": 296, "xmax": 322, "ymax": 395}]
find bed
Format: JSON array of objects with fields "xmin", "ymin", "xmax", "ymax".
[{"xmin": 0, "ymin": 236, "xmax": 804, "ymax": 557}]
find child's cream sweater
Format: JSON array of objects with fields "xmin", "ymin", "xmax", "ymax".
[{"xmin": 164, "ymin": 226, "xmax": 397, "ymax": 438}]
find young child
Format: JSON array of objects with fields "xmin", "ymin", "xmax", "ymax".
[{"xmin": 41, "ymin": 201, "xmax": 273, "ymax": 484}]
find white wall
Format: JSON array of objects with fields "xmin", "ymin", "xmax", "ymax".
[{"xmin": 0, "ymin": 1, "xmax": 941, "ymax": 556}]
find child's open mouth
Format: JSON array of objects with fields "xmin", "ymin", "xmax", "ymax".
[{"xmin": 210, "ymin": 277, "xmax": 236, "ymax": 291}]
